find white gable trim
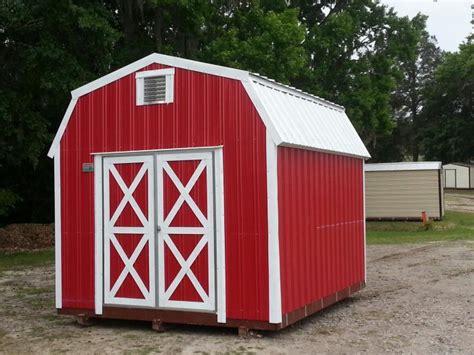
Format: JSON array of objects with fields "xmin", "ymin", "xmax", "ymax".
[
  {"xmin": 72, "ymin": 53, "xmax": 248, "ymax": 99},
  {"xmin": 48, "ymin": 98, "xmax": 77, "ymax": 157},
  {"xmin": 47, "ymin": 54, "xmax": 250, "ymax": 158}
]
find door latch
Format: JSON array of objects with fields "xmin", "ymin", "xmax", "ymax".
[{"xmin": 156, "ymin": 225, "xmax": 161, "ymax": 232}]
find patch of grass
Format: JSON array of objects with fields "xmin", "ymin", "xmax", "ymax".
[
  {"xmin": 0, "ymin": 249, "xmax": 54, "ymax": 272},
  {"xmin": 367, "ymin": 211, "xmax": 474, "ymax": 245},
  {"xmin": 16, "ymin": 287, "xmax": 51, "ymax": 296}
]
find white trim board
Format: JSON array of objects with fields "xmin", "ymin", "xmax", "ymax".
[
  {"xmin": 214, "ymin": 148, "xmax": 226, "ymax": 323},
  {"xmin": 91, "ymin": 146, "xmax": 224, "ymax": 157},
  {"xmin": 48, "ymin": 98, "xmax": 77, "ymax": 157},
  {"xmin": 362, "ymin": 159, "xmax": 367, "ymax": 282},
  {"xmin": 54, "ymin": 149, "xmax": 62, "ymax": 309},
  {"xmin": 94, "ymin": 155, "xmax": 103, "ymax": 315},
  {"xmin": 266, "ymin": 132, "xmax": 282, "ymax": 324}
]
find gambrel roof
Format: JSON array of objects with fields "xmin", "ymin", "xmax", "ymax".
[{"xmin": 48, "ymin": 53, "xmax": 370, "ymax": 159}]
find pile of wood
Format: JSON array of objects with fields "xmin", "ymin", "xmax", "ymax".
[{"xmin": 0, "ymin": 224, "xmax": 54, "ymax": 251}]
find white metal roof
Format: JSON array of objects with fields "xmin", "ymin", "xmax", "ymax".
[
  {"xmin": 48, "ymin": 53, "xmax": 370, "ymax": 159},
  {"xmin": 365, "ymin": 162, "xmax": 442, "ymax": 172},
  {"xmin": 443, "ymin": 162, "xmax": 474, "ymax": 168},
  {"xmin": 246, "ymin": 75, "xmax": 370, "ymax": 159}
]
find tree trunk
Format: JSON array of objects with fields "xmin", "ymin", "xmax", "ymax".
[{"xmin": 154, "ymin": 8, "xmax": 163, "ymax": 52}]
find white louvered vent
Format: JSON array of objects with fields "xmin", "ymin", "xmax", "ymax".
[
  {"xmin": 143, "ymin": 76, "xmax": 166, "ymax": 103},
  {"xmin": 136, "ymin": 68, "xmax": 174, "ymax": 105}
]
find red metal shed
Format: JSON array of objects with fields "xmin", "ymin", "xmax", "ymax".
[{"xmin": 48, "ymin": 53, "xmax": 371, "ymax": 332}]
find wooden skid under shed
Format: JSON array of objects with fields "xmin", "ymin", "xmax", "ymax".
[{"xmin": 58, "ymin": 281, "xmax": 365, "ymax": 332}]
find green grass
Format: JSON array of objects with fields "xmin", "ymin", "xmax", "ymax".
[
  {"xmin": 0, "ymin": 249, "xmax": 54, "ymax": 272},
  {"xmin": 367, "ymin": 211, "xmax": 474, "ymax": 245},
  {"xmin": 0, "ymin": 212, "xmax": 471, "ymax": 271}
]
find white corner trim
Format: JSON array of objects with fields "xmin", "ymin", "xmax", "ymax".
[
  {"xmin": 47, "ymin": 98, "xmax": 78, "ymax": 158},
  {"xmin": 266, "ymin": 132, "xmax": 282, "ymax": 324},
  {"xmin": 215, "ymin": 148, "xmax": 226, "ymax": 323},
  {"xmin": 94, "ymin": 155, "xmax": 104, "ymax": 315},
  {"xmin": 242, "ymin": 80, "xmax": 283, "ymax": 147},
  {"xmin": 363, "ymin": 159, "xmax": 367, "ymax": 282},
  {"xmin": 54, "ymin": 149, "xmax": 62, "ymax": 309}
]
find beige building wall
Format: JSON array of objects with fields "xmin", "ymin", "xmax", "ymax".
[
  {"xmin": 471, "ymin": 166, "xmax": 474, "ymax": 188},
  {"xmin": 365, "ymin": 170, "xmax": 442, "ymax": 220},
  {"xmin": 443, "ymin": 164, "xmax": 470, "ymax": 189}
]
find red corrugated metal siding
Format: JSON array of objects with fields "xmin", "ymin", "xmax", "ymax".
[
  {"xmin": 60, "ymin": 64, "xmax": 269, "ymax": 320},
  {"xmin": 277, "ymin": 147, "xmax": 364, "ymax": 315}
]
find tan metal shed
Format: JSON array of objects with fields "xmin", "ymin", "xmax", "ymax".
[
  {"xmin": 443, "ymin": 163, "xmax": 474, "ymax": 189},
  {"xmin": 365, "ymin": 162, "xmax": 444, "ymax": 221}
]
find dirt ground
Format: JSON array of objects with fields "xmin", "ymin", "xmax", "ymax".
[
  {"xmin": 0, "ymin": 240, "xmax": 473, "ymax": 354},
  {"xmin": 445, "ymin": 189, "xmax": 474, "ymax": 213}
]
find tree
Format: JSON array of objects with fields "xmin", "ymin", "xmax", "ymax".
[
  {"xmin": 0, "ymin": 0, "xmax": 438, "ymax": 223},
  {"xmin": 199, "ymin": 5, "xmax": 306, "ymax": 83},
  {"xmin": 390, "ymin": 27, "xmax": 443, "ymax": 161},
  {"xmin": 422, "ymin": 38, "xmax": 474, "ymax": 163},
  {"xmin": 289, "ymin": 0, "xmax": 426, "ymax": 158},
  {"xmin": 0, "ymin": 0, "xmax": 119, "ymax": 223},
  {"xmin": 107, "ymin": 0, "xmax": 306, "ymax": 83}
]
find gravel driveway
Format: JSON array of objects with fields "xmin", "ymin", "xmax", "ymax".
[{"xmin": 1, "ymin": 239, "xmax": 473, "ymax": 354}]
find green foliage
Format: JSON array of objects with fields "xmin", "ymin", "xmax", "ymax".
[
  {"xmin": 0, "ymin": 0, "xmax": 467, "ymax": 223},
  {"xmin": 375, "ymin": 25, "xmax": 443, "ymax": 162},
  {"xmin": 293, "ymin": 0, "xmax": 426, "ymax": 153},
  {"xmin": 0, "ymin": 189, "xmax": 21, "ymax": 217},
  {"xmin": 422, "ymin": 38, "xmax": 474, "ymax": 163},
  {"xmin": 0, "ymin": 0, "xmax": 119, "ymax": 223},
  {"xmin": 200, "ymin": 7, "xmax": 306, "ymax": 82}
]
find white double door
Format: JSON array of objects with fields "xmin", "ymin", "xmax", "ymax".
[{"xmin": 102, "ymin": 151, "xmax": 216, "ymax": 311}]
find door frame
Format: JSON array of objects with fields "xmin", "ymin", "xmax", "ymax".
[
  {"xmin": 93, "ymin": 146, "xmax": 226, "ymax": 323},
  {"xmin": 444, "ymin": 169, "xmax": 456, "ymax": 188},
  {"xmin": 156, "ymin": 150, "xmax": 215, "ymax": 312},
  {"xmin": 102, "ymin": 154, "xmax": 156, "ymax": 307}
]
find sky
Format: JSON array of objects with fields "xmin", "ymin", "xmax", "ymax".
[{"xmin": 380, "ymin": 0, "xmax": 472, "ymax": 52}]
